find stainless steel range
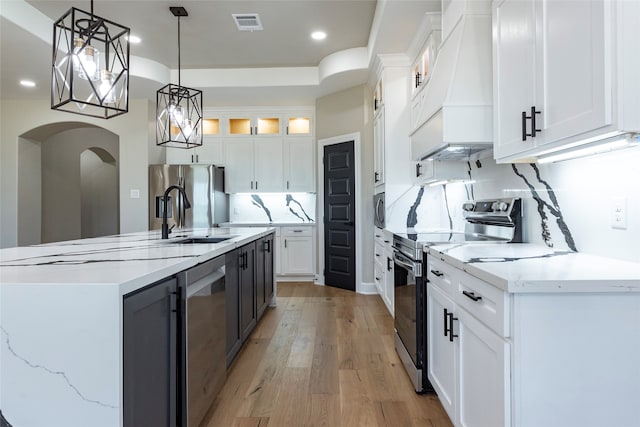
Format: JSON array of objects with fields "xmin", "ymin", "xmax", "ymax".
[{"xmin": 392, "ymin": 197, "xmax": 522, "ymax": 392}]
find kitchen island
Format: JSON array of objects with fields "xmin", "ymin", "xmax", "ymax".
[
  {"xmin": 425, "ymin": 243, "xmax": 640, "ymax": 427},
  {"xmin": 0, "ymin": 227, "xmax": 274, "ymax": 427}
]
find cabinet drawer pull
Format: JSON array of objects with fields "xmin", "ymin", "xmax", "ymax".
[
  {"xmin": 431, "ymin": 270, "xmax": 444, "ymax": 277},
  {"xmin": 387, "ymin": 257, "xmax": 392, "ymax": 271},
  {"xmin": 293, "ymin": 230, "xmax": 303, "ymax": 233},
  {"xmin": 462, "ymin": 290, "xmax": 482, "ymax": 302},
  {"xmin": 521, "ymin": 111, "xmax": 527, "ymax": 141},
  {"xmin": 416, "ymin": 162, "xmax": 422, "ymax": 177},
  {"xmin": 374, "ymin": 171, "xmax": 380, "ymax": 182}
]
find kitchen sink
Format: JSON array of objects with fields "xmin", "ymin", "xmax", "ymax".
[{"xmin": 173, "ymin": 236, "xmax": 235, "ymax": 244}]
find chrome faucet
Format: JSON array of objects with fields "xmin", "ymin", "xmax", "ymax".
[{"xmin": 161, "ymin": 185, "xmax": 191, "ymax": 239}]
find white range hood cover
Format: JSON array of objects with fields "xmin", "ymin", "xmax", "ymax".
[{"xmin": 411, "ymin": 13, "xmax": 493, "ymax": 161}]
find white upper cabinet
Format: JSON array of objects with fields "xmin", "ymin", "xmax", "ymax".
[
  {"xmin": 166, "ymin": 116, "xmax": 224, "ymax": 165},
  {"xmin": 493, "ymin": 0, "xmax": 640, "ymax": 163},
  {"xmin": 224, "ymin": 137, "xmax": 283, "ymax": 193},
  {"xmin": 284, "ymin": 137, "xmax": 315, "ymax": 192},
  {"xmin": 373, "ymin": 105, "xmax": 385, "ymax": 189}
]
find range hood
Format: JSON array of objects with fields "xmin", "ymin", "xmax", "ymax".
[{"xmin": 411, "ymin": 13, "xmax": 493, "ymax": 161}]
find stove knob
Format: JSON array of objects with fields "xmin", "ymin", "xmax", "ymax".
[
  {"xmin": 496, "ymin": 202, "xmax": 509, "ymax": 212},
  {"xmin": 462, "ymin": 202, "xmax": 474, "ymax": 211}
]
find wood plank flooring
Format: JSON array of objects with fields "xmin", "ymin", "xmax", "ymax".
[{"xmin": 205, "ymin": 282, "xmax": 452, "ymax": 427}]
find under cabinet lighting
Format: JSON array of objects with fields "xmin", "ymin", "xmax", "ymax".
[
  {"xmin": 20, "ymin": 80, "xmax": 36, "ymax": 87},
  {"xmin": 537, "ymin": 133, "xmax": 639, "ymax": 164}
]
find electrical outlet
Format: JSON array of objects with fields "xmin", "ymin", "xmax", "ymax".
[
  {"xmin": 130, "ymin": 189, "xmax": 140, "ymax": 199},
  {"xmin": 611, "ymin": 197, "xmax": 627, "ymax": 230}
]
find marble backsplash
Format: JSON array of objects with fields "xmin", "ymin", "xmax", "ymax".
[
  {"xmin": 386, "ymin": 145, "xmax": 640, "ymax": 263},
  {"xmin": 229, "ymin": 193, "xmax": 316, "ymax": 223}
]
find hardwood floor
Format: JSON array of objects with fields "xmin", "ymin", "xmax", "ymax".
[{"xmin": 205, "ymin": 282, "xmax": 452, "ymax": 427}]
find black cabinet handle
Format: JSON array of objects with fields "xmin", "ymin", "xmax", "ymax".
[
  {"xmin": 448, "ymin": 312, "xmax": 458, "ymax": 342},
  {"xmin": 387, "ymin": 257, "xmax": 393, "ymax": 271},
  {"xmin": 530, "ymin": 106, "xmax": 541, "ymax": 137},
  {"xmin": 264, "ymin": 240, "xmax": 271, "ymax": 253},
  {"xmin": 286, "ymin": 125, "xmax": 289, "ymax": 135},
  {"xmin": 462, "ymin": 290, "xmax": 482, "ymax": 302},
  {"xmin": 374, "ymin": 171, "xmax": 380, "ymax": 182},
  {"xmin": 431, "ymin": 270, "xmax": 444, "ymax": 277},
  {"xmin": 415, "ymin": 72, "xmax": 421, "ymax": 88},
  {"xmin": 416, "ymin": 162, "xmax": 422, "ymax": 177},
  {"xmin": 443, "ymin": 308, "xmax": 449, "ymax": 337},
  {"xmin": 522, "ymin": 106, "xmax": 542, "ymax": 141}
]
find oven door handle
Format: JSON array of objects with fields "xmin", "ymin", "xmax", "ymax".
[{"xmin": 393, "ymin": 251, "xmax": 422, "ymax": 277}]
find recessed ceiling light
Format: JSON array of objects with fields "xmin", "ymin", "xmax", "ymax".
[
  {"xmin": 20, "ymin": 80, "xmax": 36, "ymax": 87},
  {"xmin": 311, "ymin": 31, "xmax": 327, "ymax": 41},
  {"xmin": 127, "ymin": 35, "xmax": 141, "ymax": 44}
]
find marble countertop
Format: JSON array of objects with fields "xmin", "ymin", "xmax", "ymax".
[
  {"xmin": 0, "ymin": 227, "xmax": 274, "ymax": 295},
  {"xmin": 221, "ymin": 221, "xmax": 316, "ymax": 227},
  {"xmin": 426, "ymin": 243, "xmax": 640, "ymax": 293}
]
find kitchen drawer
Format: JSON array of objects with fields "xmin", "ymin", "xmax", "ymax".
[
  {"xmin": 375, "ymin": 241, "xmax": 385, "ymax": 268},
  {"xmin": 455, "ymin": 269, "xmax": 510, "ymax": 338},
  {"xmin": 282, "ymin": 226, "xmax": 313, "ymax": 237},
  {"xmin": 426, "ymin": 256, "xmax": 459, "ymax": 299}
]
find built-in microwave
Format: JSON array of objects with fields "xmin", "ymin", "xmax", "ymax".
[{"xmin": 374, "ymin": 192, "xmax": 385, "ymax": 228}]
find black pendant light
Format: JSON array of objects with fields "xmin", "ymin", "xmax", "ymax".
[
  {"xmin": 156, "ymin": 7, "xmax": 203, "ymax": 149},
  {"xmin": 51, "ymin": 0, "xmax": 130, "ymax": 119}
]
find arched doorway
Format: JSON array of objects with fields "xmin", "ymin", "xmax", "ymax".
[
  {"xmin": 80, "ymin": 147, "xmax": 119, "ymax": 238},
  {"xmin": 18, "ymin": 123, "xmax": 120, "ymax": 244}
]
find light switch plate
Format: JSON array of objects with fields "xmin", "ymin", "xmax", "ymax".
[
  {"xmin": 611, "ymin": 197, "xmax": 627, "ymax": 230},
  {"xmin": 130, "ymin": 189, "xmax": 140, "ymax": 199}
]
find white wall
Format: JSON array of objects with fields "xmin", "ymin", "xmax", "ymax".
[
  {"xmin": 40, "ymin": 128, "xmax": 119, "ymax": 243},
  {"xmin": 387, "ymin": 146, "xmax": 640, "ymax": 263},
  {"xmin": 80, "ymin": 148, "xmax": 119, "ymax": 239},
  {"xmin": 17, "ymin": 138, "xmax": 41, "ymax": 246},
  {"xmin": 0, "ymin": 98, "xmax": 159, "ymax": 248},
  {"xmin": 316, "ymin": 84, "xmax": 374, "ymax": 283}
]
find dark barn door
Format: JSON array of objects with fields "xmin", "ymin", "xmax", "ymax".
[{"xmin": 323, "ymin": 141, "xmax": 356, "ymax": 291}]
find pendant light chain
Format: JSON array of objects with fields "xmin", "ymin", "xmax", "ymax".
[{"xmin": 177, "ymin": 15, "xmax": 181, "ymax": 87}]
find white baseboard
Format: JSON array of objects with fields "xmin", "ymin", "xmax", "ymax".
[
  {"xmin": 277, "ymin": 275, "xmax": 315, "ymax": 282},
  {"xmin": 358, "ymin": 281, "xmax": 378, "ymax": 295}
]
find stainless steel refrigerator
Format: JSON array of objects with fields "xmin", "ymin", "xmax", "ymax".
[{"xmin": 149, "ymin": 164, "xmax": 228, "ymax": 231}]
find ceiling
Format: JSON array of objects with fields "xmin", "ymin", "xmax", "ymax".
[{"xmin": 1, "ymin": 0, "xmax": 441, "ymax": 106}]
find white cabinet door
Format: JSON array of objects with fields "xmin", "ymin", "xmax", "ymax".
[
  {"xmin": 383, "ymin": 240, "xmax": 394, "ymax": 316},
  {"xmin": 427, "ymin": 283, "xmax": 458, "ymax": 425},
  {"xmin": 253, "ymin": 137, "xmax": 283, "ymax": 192},
  {"xmin": 224, "ymin": 138, "xmax": 254, "ymax": 193},
  {"xmin": 492, "ymin": 0, "xmax": 538, "ymax": 160},
  {"xmin": 165, "ymin": 147, "xmax": 194, "ymax": 165},
  {"xmin": 196, "ymin": 136, "xmax": 224, "ymax": 165},
  {"xmin": 284, "ymin": 137, "xmax": 314, "ymax": 192},
  {"xmin": 536, "ymin": 0, "xmax": 611, "ymax": 146},
  {"xmin": 281, "ymin": 236, "xmax": 314, "ymax": 275},
  {"xmin": 494, "ymin": 0, "xmax": 613, "ymax": 161},
  {"xmin": 373, "ymin": 107, "xmax": 385, "ymax": 187},
  {"xmin": 457, "ymin": 308, "xmax": 510, "ymax": 427}
]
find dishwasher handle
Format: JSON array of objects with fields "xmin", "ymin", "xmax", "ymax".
[
  {"xmin": 393, "ymin": 250, "xmax": 422, "ymax": 277},
  {"xmin": 186, "ymin": 268, "xmax": 225, "ymax": 298}
]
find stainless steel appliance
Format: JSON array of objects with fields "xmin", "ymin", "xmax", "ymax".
[
  {"xmin": 149, "ymin": 164, "xmax": 228, "ymax": 231},
  {"xmin": 178, "ymin": 255, "xmax": 227, "ymax": 427},
  {"xmin": 374, "ymin": 192, "xmax": 385, "ymax": 228},
  {"xmin": 393, "ymin": 197, "xmax": 522, "ymax": 392}
]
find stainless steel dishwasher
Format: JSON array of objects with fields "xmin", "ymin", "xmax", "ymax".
[{"xmin": 178, "ymin": 255, "xmax": 226, "ymax": 427}]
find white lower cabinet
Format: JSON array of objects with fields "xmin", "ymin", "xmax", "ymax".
[
  {"xmin": 280, "ymin": 226, "xmax": 315, "ymax": 276},
  {"xmin": 427, "ymin": 255, "xmax": 510, "ymax": 427},
  {"xmin": 374, "ymin": 228, "xmax": 394, "ymax": 316},
  {"xmin": 457, "ymin": 308, "xmax": 510, "ymax": 427},
  {"xmin": 427, "ymin": 283, "xmax": 457, "ymax": 423}
]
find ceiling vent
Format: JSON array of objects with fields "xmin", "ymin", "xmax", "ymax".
[{"xmin": 232, "ymin": 14, "xmax": 263, "ymax": 31}]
